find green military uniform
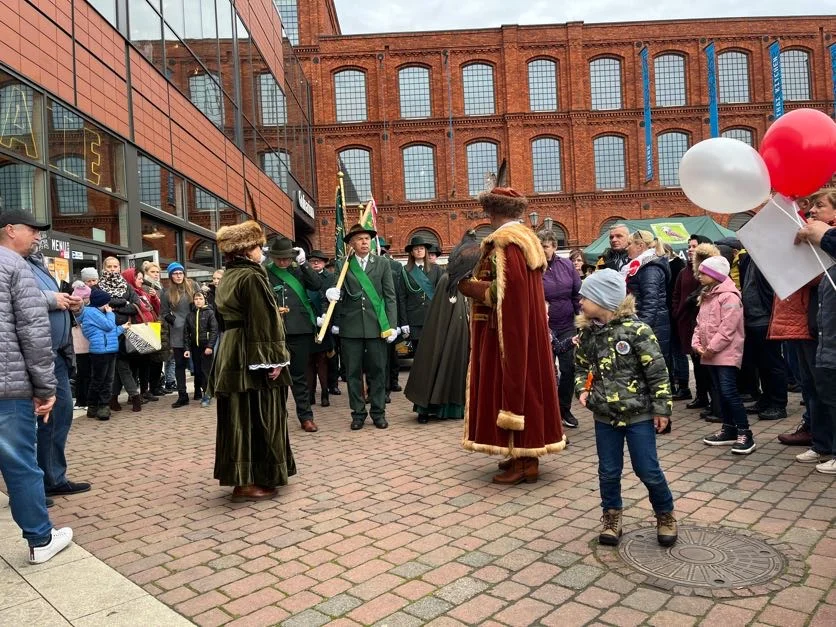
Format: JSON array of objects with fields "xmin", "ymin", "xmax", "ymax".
[
  {"xmin": 266, "ymin": 239, "xmax": 323, "ymax": 427},
  {"xmin": 333, "ymin": 228, "xmax": 398, "ymax": 429},
  {"xmin": 379, "ymin": 239, "xmax": 405, "ymax": 393},
  {"xmin": 398, "ymin": 262, "xmax": 443, "ymax": 342}
]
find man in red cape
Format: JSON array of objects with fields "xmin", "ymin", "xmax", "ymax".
[{"xmin": 458, "ymin": 187, "xmax": 566, "ymax": 484}]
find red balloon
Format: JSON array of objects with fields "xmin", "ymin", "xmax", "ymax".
[{"xmin": 759, "ymin": 108, "xmax": 836, "ymax": 198}]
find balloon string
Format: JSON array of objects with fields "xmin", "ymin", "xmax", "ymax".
[{"xmin": 770, "ymin": 196, "xmax": 836, "ymax": 293}]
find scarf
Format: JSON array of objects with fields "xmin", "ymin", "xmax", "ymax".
[
  {"xmin": 99, "ymin": 270, "xmax": 128, "ymax": 298},
  {"xmin": 621, "ymin": 249, "xmax": 657, "ymax": 279}
]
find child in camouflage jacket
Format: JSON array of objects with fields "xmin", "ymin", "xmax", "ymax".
[{"xmin": 573, "ymin": 269, "xmax": 676, "ymax": 548}]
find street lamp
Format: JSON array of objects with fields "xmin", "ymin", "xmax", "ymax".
[
  {"xmin": 528, "ymin": 211, "xmax": 539, "ymax": 229},
  {"xmin": 542, "ymin": 217, "xmax": 554, "ymax": 233}
]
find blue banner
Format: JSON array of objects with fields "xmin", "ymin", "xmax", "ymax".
[
  {"xmin": 640, "ymin": 47, "xmax": 653, "ymax": 182},
  {"xmin": 705, "ymin": 43, "xmax": 719, "ymax": 137},
  {"xmin": 769, "ymin": 41, "xmax": 784, "ymax": 119},
  {"xmin": 831, "ymin": 44, "xmax": 836, "ymax": 119}
]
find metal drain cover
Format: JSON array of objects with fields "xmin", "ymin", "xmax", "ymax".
[{"xmin": 614, "ymin": 526, "xmax": 793, "ymax": 593}]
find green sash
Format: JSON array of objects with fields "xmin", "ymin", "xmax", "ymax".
[
  {"xmin": 268, "ymin": 264, "xmax": 316, "ymax": 326},
  {"xmin": 407, "ymin": 265, "xmax": 435, "ymax": 300},
  {"xmin": 349, "ymin": 256, "xmax": 391, "ymax": 335}
]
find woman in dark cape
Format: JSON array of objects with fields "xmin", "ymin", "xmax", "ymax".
[{"xmin": 404, "ymin": 273, "xmax": 470, "ymax": 423}]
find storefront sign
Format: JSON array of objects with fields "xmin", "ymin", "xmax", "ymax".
[
  {"xmin": 37, "ymin": 235, "xmax": 71, "ymax": 259},
  {"xmin": 297, "ymin": 191, "xmax": 315, "ymax": 219},
  {"xmin": 0, "ymin": 85, "xmax": 39, "ymax": 159}
]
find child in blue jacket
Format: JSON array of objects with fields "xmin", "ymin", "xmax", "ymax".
[{"xmin": 79, "ymin": 287, "xmax": 130, "ymax": 421}]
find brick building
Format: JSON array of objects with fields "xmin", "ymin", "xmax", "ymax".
[{"xmin": 291, "ymin": 1, "xmax": 836, "ymax": 253}]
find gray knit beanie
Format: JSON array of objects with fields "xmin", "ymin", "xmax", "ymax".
[
  {"xmin": 80, "ymin": 267, "xmax": 99, "ymax": 282},
  {"xmin": 579, "ymin": 268, "xmax": 626, "ymax": 312}
]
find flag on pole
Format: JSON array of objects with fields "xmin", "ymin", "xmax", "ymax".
[
  {"xmin": 768, "ymin": 41, "xmax": 784, "ymax": 120},
  {"xmin": 705, "ymin": 42, "xmax": 719, "ymax": 138},
  {"xmin": 335, "ymin": 173, "xmax": 347, "ymax": 262},
  {"xmin": 361, "ymin": 198, "xmax": 382, "ymax": 254}
]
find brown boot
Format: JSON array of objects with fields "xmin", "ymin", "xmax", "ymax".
[
  {"xmin": 498, "ymin": 458, "xmax": 513, "ymax": 471},
  {"xmin": 492, "ymin": 457, "xmax": 538, "ymax": 485},
  {"xmin": 231, "ymin": 485, "xmax": 277, "ymax": 502},
  {"xmin": 599, "ymin": 508, "xmax": 623, "ymax": 545},
  {"xmin": 130, "ymin": 394, "xmax": 142, "ymax": 412},
  {"xmin": 109, "ymin": 396, "xmax": 122, "ymax": 412}
]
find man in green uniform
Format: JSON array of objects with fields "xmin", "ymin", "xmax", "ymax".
[
  {"xmin": 266, "ymin": 238, "xmax": 323, "ymax": 432},
  {"xmin": 379, "ymin": 238, "xmax": 404, "ymax": 398},
  {"xmin": 327, "ymin": 224, "xmax": 398, "ymax": 430},
  {"xmin": 306, "ymin": 250, "xmax": 340, "ymax": 404}
]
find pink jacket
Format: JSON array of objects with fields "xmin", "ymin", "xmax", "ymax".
[{"xmin": 692, "ymin": 278, "xmax": 745, "ymax": 368}]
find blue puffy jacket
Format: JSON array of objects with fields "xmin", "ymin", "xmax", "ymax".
[
  {"xmin": 625, "ymin": 256, "xmax": 672, "ymax": 357},
  {"xmin": 79, "ymin": 306, "xmax": 124, "ymax": 354}
]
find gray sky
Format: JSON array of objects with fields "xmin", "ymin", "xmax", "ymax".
[{"xmin": 334, "ymin": 1, "xmax": 834, "ymax": 34}]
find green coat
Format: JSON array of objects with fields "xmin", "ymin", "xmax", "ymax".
[
  {"xmin": 384, "ymin": 254, "xmax": 404, "ymax": 322},
  {"xmin": 265, "ymin": 262, "xmax": 322, "ymax": 335},
  {"xmin": 398, "ymin": 263, "xmax": 443, "ymax": 338},
  {"xmin": 334, "ymin": 254, "xmax": 397, "ymax": 339}
]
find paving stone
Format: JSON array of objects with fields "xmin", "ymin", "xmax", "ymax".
[
  {"xmin": 457, "ymin": 551, "xmax": 494, "ymax": 567},
  {"xmin": 315, "ymin": 594, "xmax": 362, "ymax": 617},
  {"xmin": 447, "ymin": 594, "xmax": 507, "ymax": 624},
  {"xmin": 551, "ymin": 564, "xmax": 604, "ymax": 590},
  {"xmin": 390, "ymin": 561, "xmax": 433, "ymax": 579},
  {"xmin": 493, "ymin": 598, "xmax": 551, "ymax": 626},
  {"xmin": 280, "ymin": 609, "xmax": 329, "ymax": 627},
  {"xmin": 372, "ymin": 611, "xmax": 425, "ymax": 627},
  {"xmin": 434, "ymin": 577, "xmax": 490, "ymax": 604},
  {"xmin": 543, "ymin": 549, "xmax": 584, "ymax": 567},
  {"xmin": 622, "ymin": 588, "xmax": 670, "ymax": 613},
  {"xmin": 404, "ymin": 597, "xmax": 455, "ymax": 621},
  {"xmin": 541, "ymin": 601, "xmax": 600, "ymax": 627}
]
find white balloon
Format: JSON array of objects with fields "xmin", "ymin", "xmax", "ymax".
[{"xmin": 678, "ymin": 137, "xmax": 772, "ymax": 214}]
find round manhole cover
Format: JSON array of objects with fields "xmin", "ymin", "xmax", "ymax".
[{"xmin": 618, "ymin": 526, "xmax": 786, "ymax": 589}]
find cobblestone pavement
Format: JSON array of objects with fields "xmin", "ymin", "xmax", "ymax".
[{"xmin": 19, "ymin": 383, "xmax": 836, "ymax": 626}]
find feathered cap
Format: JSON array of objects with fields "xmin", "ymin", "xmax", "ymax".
[
  {"xmin": 216, "ymin": 220, "xmax": 266, "ymax": 254},
  {"xmin": 478, "ymin": 187, "xmax": 528, "ymax": 219}
]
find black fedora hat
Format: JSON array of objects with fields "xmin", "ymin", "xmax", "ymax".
[
  {"xmin": 405, "ymin": 235, "xmax": 432, "ymax": 253},
  {"xmin": 343, "ymin": 223, "xmax": 377, "ymax": 243},
  {"xmin": 268, "ymin": 237, "xmax": 296, "ymax": 259},
  {"xmin": 309, "ymin": 249, "xmax": 330, "ymax": 261}
]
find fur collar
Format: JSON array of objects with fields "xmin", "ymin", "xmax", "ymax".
[
  {"xmin": 691, "ymin": 243, "xmax": 720, "ymax": 275},
  {"xmin": 482, "ymin": 222, "xmax": 546, "ymax": 271},
  {"xmin": 575, "ymin": 295, "xmax": 637, "ymax": 330}
]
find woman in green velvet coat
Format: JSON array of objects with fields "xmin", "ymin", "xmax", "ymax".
[{"xmin": 210, "ymin": 221, "xmax": 296, "ymax": 502}]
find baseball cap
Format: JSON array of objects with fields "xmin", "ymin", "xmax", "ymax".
[{"xmin": 0, "ymin": 209, "xmax": 50, "ymax": 231}]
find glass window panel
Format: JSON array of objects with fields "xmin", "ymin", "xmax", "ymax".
[
  {"xmin": 721, "ymin": 128, "xmax": 754, "ymax": 146},
  {"xmin": 184, "ymin": 234, "xmax": 218, "ymax": 274},
  {"xmin": 0, "ymin": 158, "xmax": 45, "ymax": 215},
  {"xmin": 141, "ymin": 215, "xmax": 179, "ymax": 267},
  {"xmin": 718, "ymin": 51, "xmax": 750, "ymax": 104},
  {"xmin": 338, "ymin": 148, "xmax": 371, "ymax": 205},
  {"xmin": 780, "ymin": 49, "xmax": 811, "ymax": 101},
  {"xmin": 551, "ymin": 224, "xmax": 567, "ymax": 247},
  {"xmin": 402, "ymin": 145, "xmax": 435, "ymax": 201},
  {"xmin": 657, "ymin": 131, "xmax": 689, "ymax": 187},
  {"xmin": 334, "ymin": 70, "xmax": 367, "ymax": 123},
  {"xmin": 47, "ymin": 100, "xmax": 126, "ymax": 196},
  {"xmin": 89, "ymin": 0, "xmax": 117, "ymax": 25},
  {"xmin": 50, "ymin": 175, "xmax": 128, "ymax": 246},
  {"xmin": 466, "ymin": 141, "xmax": 498, "ymax": 197},
  {"xmin": 590, "ymin": 58, "xmax": 622, "ymax": 110},
  {"xmin": 528, "ymin": 59, "xmax": 557, "ymax": 112},
  {"xmin": 259, "ymin": 73, "xmax": 287, "ymax": 125},
  {"xmin": 262, "ymin": 151, "xmax": 290, "ymax": 191},
  {"xmin": 0, "ymin": 74, "xmax": 43, "ymax": 162},
  {"xmin": 218, "ymin": 203, "xmax": 247, "ymax": 228},
  {"xmin": 462, "ymin": 64, "xmax": 495, "ymax": 116},
  {"xmin": 236, "ymin": 14, "xmax": 256, "ymax": 125},
  {"xmin": 599, "ymin": 217, "xmax": 625, "ymax": 237},
  {"xmin": 593, "ymin": 135, "xmax": 626, "ymax": 190},
  {"xmin": 408, "ymin": 229, "xmax": 440, "ymax": 249},
  {"xmin": 654, "ymin": 54, "xmax": 686, "ymax": 107},
  {"xmin": 188, "ymin": 73, "xmax": 224, "ymax": 128},
  {"xmin": 727, "ymin": 211, "xmax": 755, "ymax": 231},
  {"xmin": 138, "ymin": 154, "xmax": 180, "ymax": 216},
  {"xmin": 129, "ymin": 0, "xmax": 164, "ymax": 73},
  {"xmin": 188, "ymin": 183, "xmax": 220, "ymax": 231},
  {"xmin": 398, "ymin": 66, "xmax": 431, "ymax": 119},
  {"xmin": 53, "ymin": 156, "xmax": 88, "ymax": 214},
  {"xmin": 274, "ymin": 0, "xmax": 299, "ymax": 46},
  {"xmin": 531, "ymin": 137, "xmax": 562, "ymax": 193}
]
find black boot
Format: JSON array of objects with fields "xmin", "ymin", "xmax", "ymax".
[
  {"xmin": 172, "ymin": 394, "xmax": 190, "ymax": 408},
  {"xmin": 320, "ymin": 392, "xmax": 330, "ymax": 407}
]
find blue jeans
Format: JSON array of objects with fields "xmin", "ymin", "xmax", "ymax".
[
  {"xmin": 165, "ymin": 358, "xmax": 176, "ymax": 385},
  {"xmin": 37, "ymin": 353, "xmax": 73, "ymax": 489},
  {"xmin": 708, "ymin": 365, "xmax": 749, "ymax": 432},
  {"xmin": 595, "ymin": 419, "xmax": 674, "ymax": 514},
  {"xmin": 0, "ymin": 399, "xmax": 53, "ymax": 546}
]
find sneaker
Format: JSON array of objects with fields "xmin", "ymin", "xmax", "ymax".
[
  {"xmin": 703, "ymin": 427, "xmax": 737, "ymax": 446},
  {"xmin": 598, "ymin": 508, "xmax": 622, "ymax": 546},
  {"xmin": 73, "ymin": 405, "xmax": 86, "ymax": 411},
  {"xmin": 815, "ymin": 459, "xmax": 836, "ymax": 474},
  {"xmin": 745, "ymin": 402, "xmax": 768, "ymax": 415},
  {"xmin": 796, "ymin": 449, "xmax": 822, "ymax": 464},
  {"xmin": 778, "ymin": 422, "xmax": 812, "ymax": 446},
  {"xmin": 562, "ymin": 411, "xmax": 579, "ymax": 429},
  {"xmin": 731, "ymin": 430, "xmax": 756, "ymax": 455},
  {"xmin": 200, "ymin": 397, "xmax": 211, "ymax": 408},
  {"xmin": 45, "ymin": 481, "xmax": 91, "ymax": 497},
  {"xmin": 29, "ymin": 527, "xmax": 73, "ymax": 564},
  {"xmin": 758, "ymin": 407, "xmax": 787, "ymax": 421},
  {"xmin": 656, "ymin": 512, "xmax": 678, "ymax": 546}
]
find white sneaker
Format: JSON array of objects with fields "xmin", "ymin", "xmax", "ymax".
[
  {"xmin": 796, "ymin": 449, "xmax": 822, "ymax": 463},
  {"xmin": 815, "ymin": 459, "xmax": 836, "ymax": 475},
  {"xmin": 29, "ymin": 527, "xmax": 73, "ymax": 564}
]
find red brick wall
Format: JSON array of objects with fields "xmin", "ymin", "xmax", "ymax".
[{"xmin": 299, "ymin": 16, "xmax": 836, "ymax": 253}]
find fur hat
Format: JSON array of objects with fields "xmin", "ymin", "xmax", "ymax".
[
  {"xmin": 699, "ymin": 255, "xmax": 730, "ymax": 282},
  {"xmin": 691, "ymin": 243, "xmax": 720, "ymax": 275},
  {"xmin": 89, "ymin": 287, "xmax": 111, "ymax": 308},
  {"xmin": 216, "ymin": 221, "xmax": 266, "ymax": 254},
  {"xmin": 478, "ymin": 187, "xmax": 528, "ymax": 219}
]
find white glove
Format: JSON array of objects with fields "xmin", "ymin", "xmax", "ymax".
[
  {"xmin": 326, "ymin": 287, "xmax": 341, "ymax": 303},
  {"xmin": 294, "ymin": 247, "xmax": 306, "ymax": 264},
  {"xmin": 331, "ymin": 326, "xmax": 339, "ymax": 335},
  {"xmin": 316, "ymin": 316, "xmax": 324, "ymax": 328},
  {"xmin": 401, "ymin": 325, "xmax": 410, "ymax": 337},
  {"xmin": 386, "ymin": 329, "xmax": 399, "ymax": 343}
]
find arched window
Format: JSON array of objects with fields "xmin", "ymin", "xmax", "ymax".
[
  {"xmin": 466, "ymin": 141, "xmax": 498, "ymax": 197},
  {"xmin": 658, "ymin": 131, "xmax": 689, "ymax": 187},
  {"xmin": 589, "ymin": 58, "xmax": 622, "ymax": 110},
  {"xmin": 408, "ymin": 229, "xmax": 441, "ymax": 251},
  {"xmin": 261, "ymin": 151, "xmax": 291, "ymax": 192},
  {"xmin": 398, "ymin": 66, "xmax": 431, "ymax": 119},
  {"xmin": 654, "ymin": 54, "xmax": 686, "ymax": 107},
  {"xmin": 402, "ymin": 145, "xmax": 435, "ymax": 201},
  {"xmin": 593, "ymin": 136, "xmax": 626, "ymax": 190},
  {"xmin": 780, "ymin": 49, "xmax": 811, "ymax": 101},
  {"xmin": 334, "ymin": 70, "xmax": 367, "ymax": 123},
  {"xmin": 718, "ymin": 51, "xmax": 750, "ymax": 104},
  {"xmin": 531, "ymin": 137, "xmax": 562, "ymax": 193},
  {"xmin": 599, "ymin": 217, "xmax": 626, "ymax": 237},
  {"xmin": 54, "ymin": 156, "xmax": 88, "ymax": 215},
  {"xmin": 727, "ymin": 211, "xmax": 755, "ymax": 231},
  {"xmin": 528, "ymin": 59, "xmax": 557, "ymax": 112},
  {"xmin": 474, "ymin": 224, "xmax": 494, "ymax": 239},
  {"xmin": 722, "ymin": 128, "xmax": 754, "ymax": 147},
  {"xmin": 258, "ymin": 73, "xmax": 287, "ymax": 125},
  {"xmin": 338, "ymin": 148, "xmax": 372, "ymax": 204},
  {"xmin": 544, "ymin": 223, "xmax": 568, "ymax": 248},
  {"xmin": 275, "ymin": 0, "xmax": 299, "ymax": 45},
  {"xmin": 188, "ymin": 73, "xmax": 224, "ymax": 128},
  {"xmin": 462, "ymin": 64, "xmax": 495, "ymax": 116}
]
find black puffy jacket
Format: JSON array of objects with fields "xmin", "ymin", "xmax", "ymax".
[{"xmin": 626, "ymin": 256, "xmax": 672, "ymax": 356}]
